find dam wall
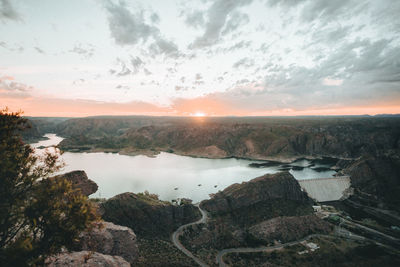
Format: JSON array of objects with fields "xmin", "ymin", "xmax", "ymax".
[{"xmin": 298, "ymin": 176, "xmax": 351, "ymax": 202}]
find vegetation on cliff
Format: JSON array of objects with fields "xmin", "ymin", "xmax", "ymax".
[
  {"xmin": 0, "ymin": 109, "xmax": 99, "ymax": 266},
  {"xmin": 101, "ymin": 191, "xmax": 201, "ymax": 239}
]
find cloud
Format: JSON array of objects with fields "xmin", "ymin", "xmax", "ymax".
[
  {"xmin": 221, "ymin": 11, "xmax": 249, "ymax": 36},
  {"xmin": 193, "ymin": 73, "xmax": 204, "ymax": 85},
  {"xmin": 223, "ymin": 40, "xmax": 252, "ymax": 53},
  {"xmin": 130, "ymin": 56, "xmax": 144, "ymax": 73},
  {"xmin": 0, "ymin": 41, "xmax": 24, "ymax": 52},
  {"xmin": 72, "ymin": 78, "xmax": 85, "ymax": 86},
  {"xmin": 104, "ymin": 0, "xmax": 156, "ymax": 45},
  {"xmin": 69, "ymin": 43, "xmax": 95, "ymax": 58},
  {"xmin": 0, "ymin": 75, "xmax": 32, "ymax": 98},
  {"xmin": 2, "ymin": 97, "xmax": 171, "ymax": 117},
  {"xmin": 190, "ymin": 0, "xmax": 253, "ymax": 48},
  {"xmin": 184, "ymin": 10, "xmax": 205, "ymax": 29},
  {"xmin": 34, "ymin": 46, "xmax": 45, "ymax": 54},
  {"xmin": 144, "ymin": 68, "xmax": 152, "ymax": 75},
  {"xmin": 300, "ymin": 0, "xmax": 359, "ymax": 24},
  {"xmin": 148, "ymin": 37, "xmax": 180, "ymax": 58},
  {"xmin": 266, "ymin": 0, "xmax": 306, "ymax": 7},
  {"xmin": 175, "ymin": 85, "xmax": 189, "ymax": 91},
  {"xmin": 0, "ymin": 0, "xmax": 20, "ymax": 22},
  {"xmin": 104, "ymin": 0, "xmax": 181, "ymax": 58},
  {"xmin": 233, "ymin": 57, "xmax": 254, "ymax": 68},
  {"xmin": 150, "ymin": 12, "xmax": 160, "ymax": 24},
  {"xmin": 116, "ymin": 84, "xmax": 131, "ymax": 90}
]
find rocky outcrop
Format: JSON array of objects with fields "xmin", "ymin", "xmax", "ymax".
[
  {"xmin": 53, "ymin": 171, "xmax": 98, "ymax": 196},
  {"xmin": 248, "ymin": 215, "xmax": 332, "ymax": 243},
  {"xmin": 77, "ymin": 222, "xmax": 138, "ymax": 265},
  {"xmin": 46, "ymin": 251, "xmax": 130, "ymax": 267},
  {"xmin": 101, "ymin": 192, "xmax": 201, "ymax": 239},
  {"xmin": 342, "ymin": 155, "xmax": 400, "ymax": 211},
  {"xmin": 202, "ymin": 172, "xmax": 311, "ymax": 214}
]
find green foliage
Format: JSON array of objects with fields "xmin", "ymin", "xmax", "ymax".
[{"xmin": 0, "ymin": 109, "xmax": 99, "ymax": 266}]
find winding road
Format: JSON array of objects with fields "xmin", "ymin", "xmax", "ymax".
[
  {"xmin": 172, "ymin": 205, "xmax": 399, "ymax": 267},
  {"xmin": 171, "ymin": 204, "xmax": 209, "ymax": 267},
  {"xmin": 216, "ymin": 234, "xmax": 322, "ymax": 267}
]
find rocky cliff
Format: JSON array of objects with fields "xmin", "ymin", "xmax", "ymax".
[
  {"xmin": 77, "ymin": 222, "xmax": 139, "ymax": 265},
  {"xmin": 101, "ymin": 192, "xmax": 201, "ymax": 239},
  {"xmin": 57, "ymin": 117, "xmax": 400, "ymax": 160},
  {"xmin": 248, "ymin": 215, "xmax": 332, "ymax": 243},
  {"xmin": 342, "ymin": 154, "xmax": 400, "ymax": 212},
  {"xmin": 46, "ymin": 251, "xmax": 130, "ymax": 267},
  {"xmin": 52, "ymin": 170, "xmax": 98, "ymax": 196},
  {"xmin": 202, "ymin": 172, "xmax": 311, "ymax": 215}
]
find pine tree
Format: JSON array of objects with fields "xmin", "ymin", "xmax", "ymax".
[{"xmin": 0, "ymin": 109, "xmax": 99, "ymax": 266}]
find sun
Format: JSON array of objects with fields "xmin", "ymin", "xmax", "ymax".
[{"xmin": 193, "ymin": 112, "xmax": 206, "ymax": 117}]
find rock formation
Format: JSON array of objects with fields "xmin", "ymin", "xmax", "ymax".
[
  {"xmin": 52, "ymin": 170, "xmax": 98, "ymax": 196},
  {"xmin": 248, "ymin": 215, "xmax": 332, "ymax": 243},
  {"xmin": 101, "ymin": 192, "xmax": 201, "ymax": 239},
  {"xmin": 342, "ymin": 155, "xmax": 400, "ymax": 211},
  {"xmin": 201, "ymin": 172, "xmax": 311, "ymax": 214},
  {"xmin": 77, "ymin": 222, "xmax": 139, "ymax": 265},
  {"xmin": 46, "ymin": 251, "xmax": 130, "ymax": 267}
]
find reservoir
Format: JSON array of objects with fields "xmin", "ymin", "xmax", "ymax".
[{"xmin": 31, "ymin": 134, "xmax": 337, "ymax": 202}]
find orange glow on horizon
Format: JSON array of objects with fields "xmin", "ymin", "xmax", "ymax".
[
  {"xmin": 1, "ymin": 96, "xmax": 400, "ymax": 117},
  {"xmin": 192, "ymin": 112, "xmax": 206, "ymax": 117}
]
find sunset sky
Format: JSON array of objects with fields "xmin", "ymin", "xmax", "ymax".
[{"xmin": 1, "ymin": 0, "xmax": 399, "ymax": 116}]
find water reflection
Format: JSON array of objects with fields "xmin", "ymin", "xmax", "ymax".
[{"xmin": 31, "ymin": 134, "xmax": 337, "ymax": 202}]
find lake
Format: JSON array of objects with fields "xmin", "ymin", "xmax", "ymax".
[{"xmin": 31, "ymin": 134, "xmax": 337, "ymax": 202}]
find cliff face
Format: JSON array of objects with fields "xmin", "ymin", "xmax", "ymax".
[
  {"xmin": 52, "ymin": 170, "xmax": 98, "ymax": 196},
  {"xmin": 248, "ymin": 215, "xmax": 332, "ymax": 243},
  {"xmin": 180, "ymin": 172, "xmax": 323, "ymax": 257},
  {"xmin": 57, "ymin": 117, "xmax": 400, "ymax": 160},
  {"xmin": 46, "ymin": 251, "xmax": 130, "ymax": 267},
  {"xmin": 101, "ymin": 192, "xmax": 201, "ymax": 239},
  {"xmin": 77, "ymin": 222, "xmax": 139, "ymax": 265},
  {"xmin": 202, "ymin": 172, "xmax": 311, "ymax": 214},
  {"xmin": 343, "ymin": 155, "xmax": 400, "ymax": 211}
]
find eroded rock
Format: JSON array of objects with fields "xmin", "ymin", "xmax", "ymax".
[
  {"xmin": 46, "ymin": 251, "xmax": 130, "ymax": 267},
  {"xmin": 248, "ymin": 215, "xmax": 332, "ymax": 243},
  {"xmin": 78, "ymin": 222, "xmax": 138, "ymax": 265},
  {"xmin": 53, "ymin": 170, "xmax": 98, "ymax": 196},
  {"xmin": 201, "ymin": 172, "xmax": 311, "ymax": 214}
]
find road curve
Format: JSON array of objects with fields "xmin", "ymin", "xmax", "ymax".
[
  {"xmin": 171, "ymin": 204, "xmax": 209, "ymax": 267},
  {"xmin": 217, "ymin": 234, "xmax": 324, "ymax": 267}
]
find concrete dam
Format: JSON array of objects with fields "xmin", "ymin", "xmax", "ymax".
[{"xmin": 298, "ymin": 176, "xmax": 351, "ymax": 202}]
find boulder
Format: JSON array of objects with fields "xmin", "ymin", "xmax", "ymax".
[
  {"xmin": 78, "ymin": 222, "xmax": 138, "ymax": 265},
  {"xmin": 46, "ymin": 251, "xmax": 130, "ymax": 267},
  {"xmin": 53, "ymin": 170, "xmax": 98, "ymax": 196}
]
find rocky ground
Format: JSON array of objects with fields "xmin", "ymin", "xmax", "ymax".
[{"xmin": 223, "ymin": 236, "xmax": 400, "ymax": 267}]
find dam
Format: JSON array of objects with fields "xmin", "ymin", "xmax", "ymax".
[{"xmin": 298, "ymin": 176, "xmax": 351, "ymax": 202}]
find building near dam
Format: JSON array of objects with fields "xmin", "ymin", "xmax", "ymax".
[{"xmin": 298, "ymin": 176, "xmax": 351, "ymax": 202}]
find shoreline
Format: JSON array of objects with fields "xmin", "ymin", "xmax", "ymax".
[{"xmin": 59, "ymin": 146, "xmax": 354, "ymax": 164}]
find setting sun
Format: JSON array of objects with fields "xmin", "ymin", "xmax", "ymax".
[{"xmin": 193, "ymin": 112, "xmax": 206, "ymax": 117}]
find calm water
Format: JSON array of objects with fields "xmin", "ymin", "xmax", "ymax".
[{"xmin": 31, "ymin": 134, "xmax": 336, "ymax": 202}]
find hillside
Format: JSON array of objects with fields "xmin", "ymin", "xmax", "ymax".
[{"xmin": 44, "ymin": 116, "xmax": 400, "ymax": 160}]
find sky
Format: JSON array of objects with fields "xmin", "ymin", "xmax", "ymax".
[{"xmin": 1, "ymin": 0, "xmax": 399, "ymax": 117}]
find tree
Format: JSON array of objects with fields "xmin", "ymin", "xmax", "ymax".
[{"xmin": 0, "ymin": 109, "xmax": 99, "ymax": 266}]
